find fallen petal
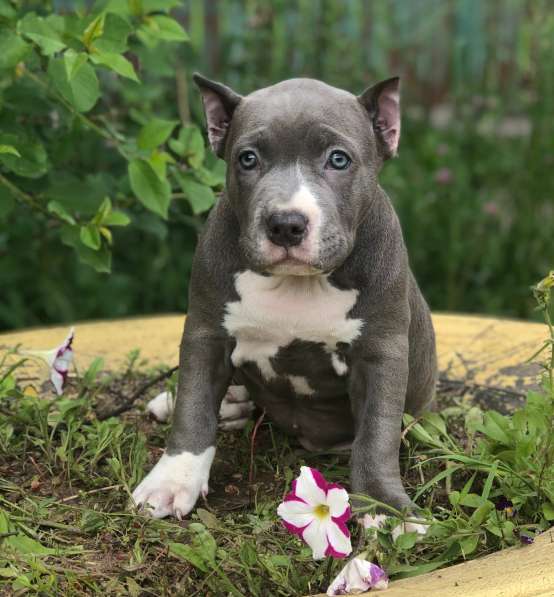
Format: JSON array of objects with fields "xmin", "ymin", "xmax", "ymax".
[{"xmin": 327, "ymin": 557, "xmax": 389, "ymax": 595}]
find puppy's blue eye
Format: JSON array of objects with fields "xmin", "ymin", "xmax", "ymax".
[
  {"xmin": 327, "ymin": 150, "xmax": 351, "ymax": 170},
  {"xmin": 239, "ymin": 150, "xmax": 258, "ymax": 170}
]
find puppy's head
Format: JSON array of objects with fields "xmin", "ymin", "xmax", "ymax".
[{"xmin": 193, "ymin": 74, "xmax": 400, "ymax": 275}]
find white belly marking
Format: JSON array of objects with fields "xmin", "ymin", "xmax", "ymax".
[{"xmin": 223, "ymin": 270, "xmax": 363, "ymax": 380}]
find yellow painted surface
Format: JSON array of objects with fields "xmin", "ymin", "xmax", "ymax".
[
  {"xmin": 315, "ymin": 528, "xmax": 554, "ymax": 597},
  {"xmin": 0, "ymin": 313, "xmax": 552, "ymax": 596},
  {"xmin": 0, "ymin": 313, "xmax": 547, "ymax": 391}
]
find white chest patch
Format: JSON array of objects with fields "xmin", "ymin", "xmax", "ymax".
[{"xmin": 223, "ymin": 270, "xmax": 363, "ymax": 380}]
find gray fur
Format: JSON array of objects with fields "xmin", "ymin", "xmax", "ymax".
[{"xmin": 165, "ymin": 75, "xmax": 437, "ymax": 512}]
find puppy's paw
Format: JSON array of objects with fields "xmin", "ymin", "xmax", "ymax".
[
  {"xmin": 361, "ymin": 513, "xmax": 429, "ymax": 541},
  {"xmin": 131, "ymin": 447, "xmax": 215, "ymax": 519},
  {"xmin": 218, "ymin": 385, "xmax": 254, "ymax": 431},
  {"xmin": 146, "ymin": 391, "xmax": 174, "ymax": 422},
  {"xmin": 391, "ymin": 519, "xmax": 429, "ymax": 542}
]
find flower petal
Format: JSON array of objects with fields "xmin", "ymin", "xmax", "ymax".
[
  {"xmin": 302, "ymin": 518, "xmax": 329, "ymax": 560},
  {"xmin": 295, "ymin": 466, "xmax": 327, "ymax": 506},
  {"xmin": 326, "ymin": 486, "xmax": 350, "ymax": 518},
  {"xmin": 50, "ymin": 368, "xmax": 65, "ymax": 395},
  {"xmin": 326, "ymin": 558, "xmax": 388, "ymax": 595},
  {"xmin": 277, "ymin": 499, "xmax": 314, "ymax": 533},
  {"xmin": 326, "ymin": 518, "xmax": 352, "ymax": 558}
]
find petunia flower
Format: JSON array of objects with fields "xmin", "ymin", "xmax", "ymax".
[
  {"xmin": 520, "ymin": 533, "xmax": 534, "ymax": 545},
  {"xmin": 327, "ymin": 557, "xmax": 389, "ymax": 595},
  {"xmin": 495, "ymin": 496, "xmax": 514, "ymax": 513},
  {"xmin": 21, "ymin": 328, "xmax": 74, "ymax": 395},
  {"xmin": 277, "ymin": 466, "xmax": 352, "ymax": 560}
]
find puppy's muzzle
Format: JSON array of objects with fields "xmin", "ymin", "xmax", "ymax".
[{"xmin": 265, "ymin": 211, "xmax": 308, "ymax": 248}]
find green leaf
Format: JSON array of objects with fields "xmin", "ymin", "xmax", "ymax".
[
  {"xmin": 61, "ymin": 225, "xmax": 112, "ymax": 273},
  {"xmin": 143, "ymin": 0, "xmax": 183, "ymax": 12},
  {"xmin": 80, "ymin": 224, "xmax": 102, "ymax": 250},
  {"xmin": 196, "ymin": 508, "xmax": 219, "ymax": 529},
  {"xmin": 129, "ymin": 159, "xmax": 171, "ymax": 218},
  {"xmin": 4, "ymin": 534, "xmax": 55, "ymax": 556},
  {"xmin": 0, "ymin": 145, "xmax": 20, "ymax": 157},
  {"xmin": 0, "ymin": 0, "xmax": 17, "ymax": 19},
  {"xmin": 138, "ymin": 118, "xmax": 178, "ymax": 150},
  {"xmin": 48, "ymin": 52, "xmax": 100, "ymax": 113},
  {"xmin": 66, "ymin": 51, "xmax": 88, "ymax": 80},
  {"xmin": 465, "ymin": 406, "xmax": 483, "ymax": 435},
  {"xmin": 92, "ymin": 12, "xmax": 133, "ymax": 53},
  {"xmin": 469, "ymin": 501, "xmax": 494, "ymax": 527},
  {"xmin": 168, "ymin": 523, "xmax": 217, "ymax": 572},
  {"xmin": 82, "ymin": 13, "xmax": 105, "ymax": 49},
  {"xmin": 17, "ymin": 13, "xmax": 66, "ymax": 56},
  {"xmin": 169, "ymin": 542, "xmax": 209, "ymax": 572},
  {"xmin": 103, "ymin": 211, "xmax": 130, "ymax": 226},
  {"xmin": 459, "ymin": 534, "xmax": 479, "ymax": 557},
  {"xmin": 47, "ymin": 200, "xmax": 76, "ymax": 225},
  {"xmin": 129, "ymin": 0, "xmax": 144, "ymax": 16},
  {"xmin": 95, "ymin": 196, "xmax": 112, "ymax": 223},
  {"xmin": 0, "ymin": 133, "xmax": 49, "ymax": 178},
  {"xmin": 394, "ymin": 531, "xmax": 418, "ymax": 550},
  {"xmin": 175, "ymin": 171, "xmax": 216, "ymax": 215},
  {"xmin": 170, "ymin": 124, "xmax": 205, "ymax": 169},
  {"xmin": 542, "ymin": 502, "xmax": 554, "ymax": 521},
  {"xmin": 477, "ymin": 411, "xmax": 511, "ymax": 445},
  {"xmin": 149, "ymin": 150, "xmax": 174, "ymax": 178},
  {"xmin": 0, "ymin": 29, "xmax": 30, "ymax": 70},
  {"xmin": 142, "ymin": 15, "xmax": 189, "ymax": 42},
  {"xmin": 90, "ymin": 50, "xmax": 139, "ymax": 82},
  {"xmin": 404, "ymin": 414, "xmax": 444, "ymax": 449}
]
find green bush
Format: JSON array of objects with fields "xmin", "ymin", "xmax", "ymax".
[
  {"xmin": 0, "ymin": 0, "xmax": 223, "ymax": 327},
  {"xmin": 1, "ymin": 1, "xmax": 553, "ymax": 330}
]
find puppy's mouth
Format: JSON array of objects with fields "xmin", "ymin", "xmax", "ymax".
[{"xmin": 264, "ymin": 251, "xmax": 323, "ymax": 276}]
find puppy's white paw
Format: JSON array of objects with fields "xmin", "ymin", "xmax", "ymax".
[
  {"xmin": 360, "ymin": 513, "xmax": 388, "ymax": 530},
  {"xmin": 218, "ymin": 385, "xmax": 254, "ymax": 430},
  {"xmin": 146, "ymin": 391, "xmax": 174, "ymax": 422},
  {"xmin": 391, "ymin": 519, "xmax": 428, "ymax": 542},
  {"xmin": 131, "ymin": 447, "xmax": 215, "ymax": 519},
  {"xmin": 146, "ymin": 386, "xmax": 253, "ymax": 430},
  {"xmin": 361, "ymin": 513, "xmax": 429, "ymax": 541}
]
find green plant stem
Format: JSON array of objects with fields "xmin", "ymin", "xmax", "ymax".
[
  {"xmin": 23, "ymin": 69, "xmax": 119, "ymax": 145},
  {"xmin": 0, "ymin": 172, "xmax": 46, "ymax": 213}
]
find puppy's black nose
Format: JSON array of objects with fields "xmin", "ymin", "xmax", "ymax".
[{"xmin": 266, "ymin": 211, "xmax": 308, "ymax": 247}]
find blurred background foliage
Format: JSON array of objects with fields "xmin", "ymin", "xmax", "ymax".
[{"xmin": 0, "ymin": 0, "xmax": 553, "ymax": 331}]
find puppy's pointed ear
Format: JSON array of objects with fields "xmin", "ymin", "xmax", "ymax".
[
  {"xmin": 193, "ymin": 73, "xmax": 242, "ymax": 158},
  {"xmin": 358, "ymin": 77, "xmax": 400, "ymax": 159}
]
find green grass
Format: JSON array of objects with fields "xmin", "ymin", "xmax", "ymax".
[{"xmin": 1, "ymin": 276, "xmax": 553, "ymax": 595}]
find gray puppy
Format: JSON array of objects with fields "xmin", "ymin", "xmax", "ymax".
[{"xmin": 132, "ymin": 74, "xmax": 437, "ymax": 519}]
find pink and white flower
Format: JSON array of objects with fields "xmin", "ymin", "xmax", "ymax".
[
  {"xmin": 277, "ymin": 466, "xmax": 352, "ymax": 560},
  {"xmin": 21, "ymin": 327, "xmax": 74, "ymax": 395},
  {"xmin": 327, "ymin": 557, "xmax": 389, "ymax": 595}
]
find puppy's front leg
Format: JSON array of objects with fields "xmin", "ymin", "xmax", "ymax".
[
  {"xmin": 349, "ymin": 335, "xmax": 413, "ymax": 512},
  {"xmin": 132, "ymin": 318, "xmax": 232, "ymax": 519}
]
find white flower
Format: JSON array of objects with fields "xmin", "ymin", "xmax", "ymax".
[
  {"xmin": 277, "ymin": 466, "xmax": 352, "ymax": 560},
  {"xmin": 21, "ymin": 327, "xmax": 74, "ymax": 395},
  {"xmin": 327, "ymin": 557, "xmax": 389, "ymax": 595}
]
